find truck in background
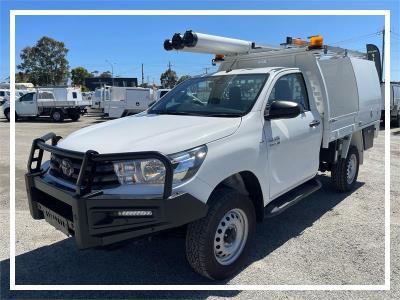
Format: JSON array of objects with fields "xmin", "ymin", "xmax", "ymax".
[
  {"xmin": 2, "ymin": 87, "xmax": 88, "ymax": 122},
  {"xmin": 102, "ymin": 87, "xmax": 152, "ymax": 118},
  {"xmin": 102, "ymin": 86, "xmax": 171, "ymax": 118},
  {"xmin": 381, "ymin": 82, "xmax": 400, "ymax": 127}
]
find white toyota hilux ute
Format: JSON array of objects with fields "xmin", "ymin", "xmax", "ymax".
[{"xmin": 25, "ymin": 32, "xmax": 381, "ymax": 280}]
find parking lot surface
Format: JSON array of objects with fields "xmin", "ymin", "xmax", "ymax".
[{"xmin": 0, "ymin": 113, "xmax": 399, "ymax": 299}]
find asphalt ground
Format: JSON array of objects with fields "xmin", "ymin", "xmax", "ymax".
[{"xmin": 0, "ymin": 112, "xmax": 399, "ymax": 299}]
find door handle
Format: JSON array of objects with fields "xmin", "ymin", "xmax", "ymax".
[{"xmin": 309, "ymin": 120, "xmax": 321, "ymax": 127}]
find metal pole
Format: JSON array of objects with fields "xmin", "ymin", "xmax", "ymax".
[
  {"xmin": 381, "ymin": 28, "xmax": 385, "ymax": 82},
  {"xmin": 106, "ymin": 60, "xmax": 114, "ymax": 86},
  {"xmin": 141, "ymin": 63, "xmax": 144, "ymax": 85}
]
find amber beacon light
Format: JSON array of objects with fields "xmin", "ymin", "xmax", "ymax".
[{"xmin": 308, "ymin": 35, "xmax": 324, "ymax": 49}]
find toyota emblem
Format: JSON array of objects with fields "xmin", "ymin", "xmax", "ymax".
[{"xmin": 60, "ymin": 158, "xmax": 74, "ymax": 177}]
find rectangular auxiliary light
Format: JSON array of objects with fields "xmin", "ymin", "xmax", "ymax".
[{"xmin": 116, "ymin": 210, "xmax": 153, "ymax": 217}]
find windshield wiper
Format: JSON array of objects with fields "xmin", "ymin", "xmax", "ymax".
[{"xmin": 206, "ymin": 113, "xmax": 243, "ymax": 118}]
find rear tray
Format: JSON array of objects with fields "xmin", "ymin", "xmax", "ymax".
[{"xmin": 264, "ymin": 178, "xmax": 322, "ymax": 218}]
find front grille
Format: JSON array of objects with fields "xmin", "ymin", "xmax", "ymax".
[{"xmin": 49, "ymin": 154, "xmax": 119, "ymax": 188}]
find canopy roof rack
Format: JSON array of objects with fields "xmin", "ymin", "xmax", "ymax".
[{"xmin": 163, "ymin": 30, "xmax": 367, "ymax": 60}]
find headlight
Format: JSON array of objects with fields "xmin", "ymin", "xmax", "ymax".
[
  {"xmin": 113, "ymin": 145, "xmax": 207, "ymax": 186},
  {"xmin": 169, "ymin": 145, "xmax": 207, "ymax": 184},
  {"xmin": 113, "ymin": 159, "xmax": 166, "ymax": 185}
]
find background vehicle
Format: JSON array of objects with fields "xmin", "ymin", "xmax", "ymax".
[
  {"xmin": 25, "ymin": 32, "xmax": 381, "ymax": 280},
  {"xmin": 103, "ymin": 87, "xmax": 169, "ymax": 118},
  {"xmin": 91, "ymin": 87, "xmax": 108, "ymax": 109},
  {"xmin": 16, "ymin": 90, "xmax": 29, "ymax": 98},
  {"xmin": 102, "ymin": 87, "xmax": 151, "ymax": 118},
  {"xmin": 381, "ymin": 82, "xmax": 400, "ymax": 127},
  {"xmin": 155, "ymin": 88, "xmax": 171, "ymax": 100},
  {"xmin": 81, "ymin": 91, "xmax": 93, "ymax": 105},
  {"xmin": 0, "ymin": 89, "xmax": 10, "ymax": 106},
  {"xmin": 3, "ymin": 87, "xmax": 88, "ymax": 122}
]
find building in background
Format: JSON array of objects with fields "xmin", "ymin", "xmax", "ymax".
[{"xmin": 84, "ymin": 77, "xmax": 138, "ymax": 91}]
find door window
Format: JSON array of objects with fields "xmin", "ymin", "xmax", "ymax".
[
  {"xmin": 268, "ymin": 73, "xmax": 310, "ymax": 111},
  {"xmin": 72, "ymin": 92, "xmax": 77, "ymax": 99},
  {"xmin": 0, "ymin": 91, "xmax": 4, "ymax": 96},
  {"xmin": 20, "ymin": 93, "xmax": 34, "ymax": 101}
]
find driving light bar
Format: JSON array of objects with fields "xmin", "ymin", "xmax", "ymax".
[{"xmin": 115, "ymin": 210, "xmax": 153, "ymax": 217}]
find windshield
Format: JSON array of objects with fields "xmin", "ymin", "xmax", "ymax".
[{"xmin": 149, "ymin": 73, "xmax": 268, "ymax": 117}]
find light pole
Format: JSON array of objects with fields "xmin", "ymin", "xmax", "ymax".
[{"xmin": 105, "ymin": 59, "xmax": 115, "ymax": 86}]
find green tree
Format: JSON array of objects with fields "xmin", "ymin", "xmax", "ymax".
[
  {"xmin": 177, "ymin": 75, "xmax": 192, "ymax": 85},
  {"xmin": 18, "ymin": 36, "xmax": 69, "ymax": 86},
  {"xmin": 160, "ymin": 69, "xmax": 178, "ymax": 88},
  {"xmin": 71, "ymin": 66, "xmax": 91, "ymax": 86},
  {"xmin": 99, "ymin": 71, "xmax": 112, "ymax": 78},
  {"xmin": 15, "ymin": 72, "xmax": 28, "ymax": 83}
]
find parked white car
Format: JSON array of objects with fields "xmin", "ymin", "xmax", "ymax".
[{"xmin": 25, "ymin": 32, "xmax": 381, "ymax": 280}]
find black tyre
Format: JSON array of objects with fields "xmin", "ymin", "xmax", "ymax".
[
  {"xmin": 185, "ymin": 188, "xmax": 256, "ymax": 280},
  {"xmin": 69, "ymin": 112, "xmax": 80, "ymax": 121},
  {"xmin": 331, "ymin": 145, "xmax": 360, "ymax": 192},
  {"xmin": 51, "ymin": 109, "xmax": 64, "ymax": 122},
  {"xmin": 4, "ymin": 108, "xmax": 10, "ymax": 122},
  {"xmin": 4, "ymin": 108, "xmax": 17, "ymax": 122},
  {"xmin": 395, "ymin": 113, "xmax": 400, "ymax": 128}
]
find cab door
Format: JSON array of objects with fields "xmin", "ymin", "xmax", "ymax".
[
  {"xmin": 263, "ymin": 72, "xmax": 322, "ymax": 199},
  {"xmin": 17, "ymin": 92, "xmax": 38, "ymax": 116}
]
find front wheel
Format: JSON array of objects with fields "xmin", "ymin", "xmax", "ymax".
[
  {"xmin": 185, "ymin": 189, "xmax": 256, "ymax": 280},
  {"xmin": 331, "ymin": 145, "xmax": 360, "ymax": 192},
  {"xmin": 4, "ymin": 108, "xmax": 17, "ymax": 122},
  {"xmin": 4, "ymin": 108, "xmax": 10, "ymax": 121}
]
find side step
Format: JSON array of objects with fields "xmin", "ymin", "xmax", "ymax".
[{"xmin": 264, "ymin": 178, "xmax": 322, "ymax": 218}]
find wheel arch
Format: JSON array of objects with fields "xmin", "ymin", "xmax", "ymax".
[
  {"xmin": 350, "ymin": 131, "xmax": 364, "ymax": 165},
  {"xmin": 211, "ymin": 171, "xmax": 264, "ymax": 222}
]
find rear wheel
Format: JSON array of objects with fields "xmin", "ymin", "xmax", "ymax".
[
  {"xmin": 185, "ymin": 189, "xmax": 256, "ymax": 280},
  {"xmin": 331, "ymin": 145, "xmax": 359, "ymax": 192},
  {"xmin": 69, "ymin": 110, "xmax": 80, "ymax": 121},
  {"xmin": 51, "ymin": 109, "xmax": 64, "ymax": 122},
  {"xmin": 395, "ymin": 113, "xmax": 400, "ymax": 128}
]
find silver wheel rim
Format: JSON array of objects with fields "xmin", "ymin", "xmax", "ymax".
[
  {"xmin": 347, "ymin": 154, "xmax": 357, "ymax": 184},
  {"xmin": 53, "ymin": 111, "xmax": 61, "ymax": 120},
  {"xmin": 213, "ymin": 208, "xmax": 249, "ymax": 266}
]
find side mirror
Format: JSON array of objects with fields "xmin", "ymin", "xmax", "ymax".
[{"xmin": 264, "ymin": 100, "xmax": 301, "ymax": 120}]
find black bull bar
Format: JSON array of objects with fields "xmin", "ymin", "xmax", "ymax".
[{"xmin": 27, "ymin": 132, "xmax": 174, "ymax": 198}]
